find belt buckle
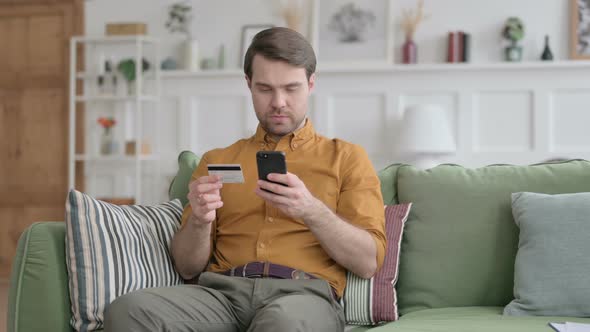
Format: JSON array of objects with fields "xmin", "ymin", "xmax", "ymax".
[
  {"xmin": 262, "ymin": 261, "xmax": 270, "ymax": 278},
  {"xmin": 242, "ymin": 262, "xmax": 248, "ymax": 278},
  {"xmin": 291, "ymin": 269, "xmax": 312, "ymax": 280}
]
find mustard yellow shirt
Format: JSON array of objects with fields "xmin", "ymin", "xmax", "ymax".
[{"xmin": 181, "ymin": 119, "xmax": 386, "ymax": 297}]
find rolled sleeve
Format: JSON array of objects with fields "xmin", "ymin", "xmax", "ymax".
[{"xmin": 336, "ymin": 144, "xmax": 387, "ymax": 271}]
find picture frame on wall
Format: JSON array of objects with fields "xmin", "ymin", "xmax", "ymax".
[
  {"xmin": 570, "ymin": 0, "xmax": 590, "ymax": 59},
  {"xmin": 314, "ymin": 0, "xmax": 393, "ymax": 66},
  {"xmin": 240, "ymin": 24, "xmax": 274, "ymax": 68}
]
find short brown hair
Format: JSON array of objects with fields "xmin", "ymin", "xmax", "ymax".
[{"xmin": 244, "ymin": 27, "xmax": 316, "ymax": 80}]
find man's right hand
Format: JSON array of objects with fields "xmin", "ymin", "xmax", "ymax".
[{"xmin": 187, "ymin": 175, "xmax": 223, "ymax": 225}]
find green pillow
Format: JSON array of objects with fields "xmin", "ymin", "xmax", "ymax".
[
  {"xmin": 395, "ymin": 160, "xmax": 590, "ymax": 315},
  {"xmin": 504, "ymin": 192, "xmax": 590, "ymax": 317},
  {"xmin": 168, "ymin": 151, "xmax": 200, "ymax": 207}
]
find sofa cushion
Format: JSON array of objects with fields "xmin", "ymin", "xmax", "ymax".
[
  {"xmin": 168, "ymin": 150, "xmax": 201, "ymax": 207},
  {"xmin": 8, "ymin": 222, "xmax": 72, "ymax": 332},
  {"xmin": 344, "ymin": 203, "xmax": 412, "ymax": 325},
  {"xmin": 377, "ymin": 164, "xmax": 405, "ymax": 205},
  {"xmin": 367, "ymin": 307, "xmax": 590, "ymax": 332},
  {"xmin": 65, "ymin": 190, "xmax": 184, "ymax": 331},
  {"xmin": 504, "ymin": 192, "xmax": 590, "ymax": 317},
  {"xmin": 395, "ymin": 160, "xmax": 590, "ymax": 315}
]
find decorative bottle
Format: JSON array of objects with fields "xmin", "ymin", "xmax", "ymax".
[{"xmin": 541, "ymin": 35, "xmax": 554, "ymax": 61}]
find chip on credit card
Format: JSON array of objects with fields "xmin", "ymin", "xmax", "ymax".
[{"xmin": 207, "ymin": 164, "xmax": 245, "ymax": 183}]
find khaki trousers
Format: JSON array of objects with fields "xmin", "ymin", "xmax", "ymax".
[{"xmin": 104, "ymin": 272, "xmax": 345, "ymax": 332}]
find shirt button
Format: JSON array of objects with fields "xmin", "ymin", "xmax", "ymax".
[
  {"xmin": 293, "ymin": 143, "xmax": 298, "ymax": 148},
  {"xmin": 268, "ymin": 217, "xmax": 274, "ymax": 223},
  {"xmin": 259, "ymin": 243, "xmax": 266, "ymax": 249}
]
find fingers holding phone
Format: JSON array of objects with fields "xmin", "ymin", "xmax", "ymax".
[{"xmin": 187, "ymin": 175, "xmax": 223, "ymax": 225}]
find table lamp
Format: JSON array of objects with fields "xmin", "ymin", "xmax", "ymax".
[{"xmin": 397, "ymin": 104, "xmax": 456, "ymax": 169}]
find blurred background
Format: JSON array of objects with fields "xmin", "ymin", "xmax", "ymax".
[{"xmin": 1, "ymin": 2, "xmax": 590, "ymax": 326}]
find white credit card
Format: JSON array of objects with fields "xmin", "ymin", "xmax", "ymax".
[{"xmin": 207, "ymin": 164, "xmax": 245, "ymax": 183}]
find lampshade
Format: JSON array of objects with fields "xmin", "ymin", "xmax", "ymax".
[{"xmin": 397, "ymin": 104, "xmax": 456, "ymax": 154}]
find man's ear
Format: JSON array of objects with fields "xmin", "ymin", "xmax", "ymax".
[
  {"xmin": 246, "ymin": 75, "xmax": 252, "ymax": 90},
  {"xmin": 308, "ymin": 73, "xmax": 316, "ymax": 94}
]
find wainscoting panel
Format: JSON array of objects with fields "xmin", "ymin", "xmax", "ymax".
[
  {"xmin": 330, "ymin": 94, "xmax": 387, "ymax": 157},
  {"xmin": 473, "ymin": 91, "xmax": 534, "ymax": 152},
  {"xmin": 550, "ymin": 90, "xmax": 590, "ymax": 153}
]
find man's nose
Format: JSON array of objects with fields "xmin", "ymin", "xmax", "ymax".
[{"xmin": 270, "ymin": 91, "xmax": 286, "ymax": 109}]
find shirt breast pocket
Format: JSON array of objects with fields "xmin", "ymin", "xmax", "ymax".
[{"xmin": 305, "ymin": 177, "xmax": 339, "ymax": 212}]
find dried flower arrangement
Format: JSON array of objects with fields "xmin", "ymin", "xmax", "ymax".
[
  {"xmin": 277, "ymin": 0, "xmax": 306, "ymax": 32},
  {"xmin": 400, "ymin": 0, "xmax": 428, "ymax": 41}
]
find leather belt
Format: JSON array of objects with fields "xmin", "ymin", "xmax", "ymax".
[
  {"xmin": 217, "ymin": 261, "xmax": 340, "ymax": 301},
  {"xmin": 220, "ymin": 261, "xmax": 318, "ymax": 280}
]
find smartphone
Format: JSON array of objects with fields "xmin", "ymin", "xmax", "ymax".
[{"xmin": 256, "ymin": 151, "xmax": 287, "ymax": 190}]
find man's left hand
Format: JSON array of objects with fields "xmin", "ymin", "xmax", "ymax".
[{"xmin": 255, "ymin": 172, "xmax": 323, "ymax": 222}]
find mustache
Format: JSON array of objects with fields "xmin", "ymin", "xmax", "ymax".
[{"xmin": 269, "ymin": 109, "xmax": 290, "ymax": 116}]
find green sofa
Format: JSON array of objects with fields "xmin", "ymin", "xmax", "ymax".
[{"xmin": 8, "ymin": 157, "xmax": 590, "ymax": 332}]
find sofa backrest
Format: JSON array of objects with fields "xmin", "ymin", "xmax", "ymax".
[
  {"xmin": 389, "ymin": 160, "xmax": 590, "ymax": 315},
  {"xmin": 169, "ymin": 151, "xmax": 201, "ymax": 207}
]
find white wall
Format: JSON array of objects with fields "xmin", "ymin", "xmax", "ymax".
[
  {"xmin": 81, "ymin": 0, "xmax": 588, "ymax": 204},
  {"xmin": 86, "ymin": 0, "xmax": 571, "ymax": 67}
]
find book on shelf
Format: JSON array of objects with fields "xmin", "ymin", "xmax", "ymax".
[{"xmin": 447, "ymin": 31, "xmax": 471, "ymax": 63}]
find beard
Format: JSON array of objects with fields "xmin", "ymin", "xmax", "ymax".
[{"xmin": 258, "ymin": 110, "xmax": 306, "ymax": 138}]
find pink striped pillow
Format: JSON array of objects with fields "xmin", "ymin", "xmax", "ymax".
[{"xmin": 343, "ymin": 203, "xmax": 412, "ymax": 325}]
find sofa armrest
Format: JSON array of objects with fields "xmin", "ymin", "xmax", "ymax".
[{"xmin": 8, "ymin": 222, "xmax": 73, "ymax": 332}]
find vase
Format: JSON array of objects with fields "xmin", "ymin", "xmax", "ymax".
[
  {"xmin": 127, "ymin": 81, "xmax": 136, "ymax": 96},
  {"xmin": 540, "ymin": 35, "xmax": 554, "ymax": 61},
  {"xmin": 183, "ymin": 38, "xmax": 200, "ymax": 71},
  {"xmin": 100, "ymin": 128, "xmax": 116, "ymax": 155},
  {"xmin": 505, "ymin": 45, "xmax": 522, "ymax": 62},
  {"xmin": 402, "ymin": 38, "xmax": 417, "ymax": 64}
]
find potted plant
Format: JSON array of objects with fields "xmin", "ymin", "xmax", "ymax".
[
  {"xmin": 97, "ymin": 116, "xmax": 117, "ymax": 155},
  {"xmin": 503, "ymin": 17, "xmax": 525, "ymax": 62},
  {"xmin": 117, "ymin": 58, "xmax": 150, "ymax": 95},
  {"xmin": 166, "ymin": 1, "xmax": 198, "ymax": 71}
]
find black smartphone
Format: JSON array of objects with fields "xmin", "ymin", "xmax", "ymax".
[{"xmin": 256, "ymin": 151, "xmax": 287, "ymax": 190}]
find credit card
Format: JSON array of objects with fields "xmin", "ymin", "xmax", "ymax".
[{"xmin": 207, "ymin": 164, "xmax": 245, "ymax": 183}]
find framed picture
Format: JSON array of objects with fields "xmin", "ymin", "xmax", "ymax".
[
  {"xmin": 240, "ymin": 24, "xmax": 274, "ymax": 68},
  {"xmin": 315, "ymin": 0, "xmax": 393, "ymax": 66},
  {"xmin": 571, "ymin": 0, "xmax": 590, "ymax": 59}
]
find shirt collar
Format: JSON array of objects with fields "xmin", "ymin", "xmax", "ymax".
[{"xmin": 253, "ymin": 118, "xmax": 315, "ymax": 148}]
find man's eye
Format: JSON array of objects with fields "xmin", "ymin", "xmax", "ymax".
[
  {"xmin": 286, "ymin": 86, "xmax": 299, "ymax": 92},
  {"xmin": 259, "ymin": 87, "xmax": 272, "ymax": 92}
]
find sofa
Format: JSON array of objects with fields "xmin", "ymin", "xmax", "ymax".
[{"xmin": 8, "ymin": 156, "xmax": 590, "ymax": 332}]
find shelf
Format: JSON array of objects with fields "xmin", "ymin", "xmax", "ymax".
[
  {"xmin": 319, "ymin": 60, "xmax": 590, "ymax": 74},
  {"xmin": 161, "ymin": 69, "xmax": 244, "ymax": 78},
  {"xmin": 72, "ymin": 35, "xmax": 158, "ymax": 44},
  {"xmin": 76, "ymin": 72, "xmax": 157, "ymax": 80},
  {"xmin": 75, "ymin": 95, "xmax": 159, "ymax": 102},
  {"xmin": 75, "ymin": 154, "xmax": 159, "ymax": 162},
  {"xmin": 159, "ymin": 60, "xmax": 590, "ymax": 79}
]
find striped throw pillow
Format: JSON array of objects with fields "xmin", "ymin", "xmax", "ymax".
[
  {"xmin": 343, "ymin": 203, "xmax": 412, "ymax": 325},
  {"xmin": 65, "ymin": 190, "xmax": 184, "ymax": 331}
]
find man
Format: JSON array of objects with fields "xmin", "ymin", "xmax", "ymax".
[{"xmin": 105, "ymin": 27, "xmax": 386, "ymax": 332}]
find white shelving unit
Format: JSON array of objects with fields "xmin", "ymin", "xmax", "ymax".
[{"xmin": 68, "ymin": 36, "xmax": 161, "ymax": 204}]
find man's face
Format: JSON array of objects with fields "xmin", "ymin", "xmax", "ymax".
[{"xmin": 247, "ymin": 54, "xmax": 315, "ymax": 140}]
